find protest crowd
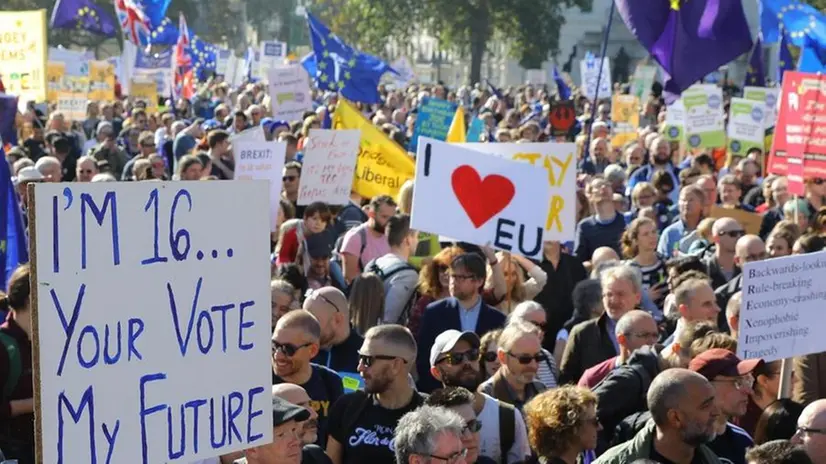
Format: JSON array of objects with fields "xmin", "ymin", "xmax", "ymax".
[{"xmin": 5, "ymin": 1, "xmax": 826, "ymax": 464}]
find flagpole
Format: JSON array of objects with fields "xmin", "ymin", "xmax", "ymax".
[{"xmin": 581, "ymin": 0, "xmax": 616, "ymax": 175}]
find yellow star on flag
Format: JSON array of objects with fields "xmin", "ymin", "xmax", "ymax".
[
  {"xmin": 323, "ymin": 50, "xmax": 330, "ymax": 58},
  {"xmin": 318, "ymin": 61, "xmax": 327, "ymax": 70},
  {"xmin": 348, "ymin": 58, "xmax": 356, "ymax": 67},
  {"xmin": 337, "ymin": 81, "xmax": 345, "ymax": 89},
  {"xmin": 319, "ymin": 74, "xmax": 328, "ymax": 83},
  {"xmin": 670, "ymin": 0, "xmax": 680, "ymax": 10},
  {"xmin": 344, "ymin": 71, "xmax": 351, "ymax": 80}
]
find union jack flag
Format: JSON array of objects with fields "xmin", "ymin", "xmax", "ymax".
[
  {"xmin": 114, "ymin": 0, "xmax": 150, "ymax": 45},
  {"xmin": 174, "ymin": 12, "xmax": 194, "ymax": 99}
]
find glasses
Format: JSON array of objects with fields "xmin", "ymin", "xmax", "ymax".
[
  {"xmin": 797, "ymin": 426, "xmax": 826, "ymax": 435},
  {"xmin": 462, "ymin": 419, "xmax": 482, "ymax": 434},
  {"xmin": 720, "ymin": 230, "xmax": 746, "ymax": 239},
  {"xmin": 426, "ymin": 448, "xmax": 468, "ymax": 464},
  {"xmin": 713, "ymin": 375, "xmax": 754, "ymax": 390},
  {"xmin": 507, "ymin": 351, "xmax": 546, "ymax": 365},
  {"xmin": 272, "ymin": 341, "xmax": 313, "ymax": 357},
  {"xmin": 529, "ymin": 321, "xmax": 547, "ymax": 332},
  {"xmin": 78, "ymin": 169, "xmax": 94, "ymax": 174},
  {"xmin": 314, "ymin": 292, "xmax": 342, "ymax": 313},
  {"xmin": 449, "ymin": 273, "xmax": 475, "ymax": 282},
  {"xmin": 482, "ymin": 351, "xmax": 498, "ymax": 362},
  {"xmin": 358, "ymin": 353, "xmax": 407, "ymax": 368},
  {"xmin": 813, "ymin": 178, "xmax": 825, "ymax": 185},
  {"xmin": 437, "ymin": 349, "xmax": 480, "ymax": 366},
  {"xmin": 283, "ymin": 175, "xmax": 297, "ymax": 182}
]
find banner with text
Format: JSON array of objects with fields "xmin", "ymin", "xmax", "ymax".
[
  {"xmin": 662, "ymin": 100, "xmax": 685, "ymax": 142},
  {"xmin": 727, "ymin": 97, "xmax": 765, "ymax": 156},
  {"xmin": 611, "ymin": 94, "xmax": 640, "ymax": 148},
  {"xmin": 683, "ymin": 84, "xmax": 725, "ymax": 149},
  {"xmin": 267, "ymin": 65, "xmax": 312, "ymax": 122},
  {"xmin": 298, "ymin": 129, "xmax": 360, "ymax": 206},
  {"xmin": 0, "ymin": 10, "xmax": 48, "ymax": 104},
  {"xmin": 234, "ymin": 141, "xmax": 287, "ymax": 231},
  {"xmin": 579, "ymin": 56, "xmax": 612, "ymax": 101},
  {"xmin": 410, "ymin": 97, "xmax": 459, "ymax": 152}
]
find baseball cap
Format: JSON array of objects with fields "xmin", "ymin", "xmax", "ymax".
[
  {"xmin": 305, "ymin": 230, "xmax": 334, "ymax": 259},
  {"xmin": 272, "ymin": 395, "xmax": 310, "ymax": 427},
  {"xmin": 429, "ymin": 330, "xmax": 481, "ymax": 367},
  {"xmin": 689, "ymin": 348, "xmax": 764, "ymax": 381},
  {"xmin": 303, "ymin": 286, "xmax": 347, "ymax": 314},
  {"xmin": 14, "ymin": 166, "xmax": 44, "ymax": 186}
]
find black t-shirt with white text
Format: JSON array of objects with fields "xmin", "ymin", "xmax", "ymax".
[
  {"xmin": 273, "ymin": 363, "xmax": 344, "ymax": 449},
  {"xmin": 328, "ymin": 390, "xmax": 426, "ymax": 464}
]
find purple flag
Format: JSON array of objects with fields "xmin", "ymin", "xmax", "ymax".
[
  {"xmin": 50, "ymin": 0, "xmax": 118, "ymax": 37},
  {"xmin": 0, "ymin": 95, "xmax": 17, "ymax": 147},
  {"xmin": 615, "ymin": 0, "xmax": 753, "ymax": 101}
]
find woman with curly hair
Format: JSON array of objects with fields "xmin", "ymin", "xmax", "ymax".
[
  {"xmin": 524, "ymin": 385, "xmax": 601, "ymax": 464},
  {"xmin": 406, "ymin": 246, "xmax": 464, "ymax": 338}
]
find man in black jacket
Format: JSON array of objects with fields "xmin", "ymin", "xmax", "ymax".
[{"xmin": 715, "ymin": 234, "xmax": 766, "ymax": 332}]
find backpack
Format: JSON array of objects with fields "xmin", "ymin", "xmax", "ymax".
[
  {"xmin": 0, "ymin": 332, "xmax": 21, "ymax": 402},
  {"xmin": 331, "ymin": 227, "xmax": 368, "ymax": 274},
  {"xmin": 364, "ymin": 258, "xmax": 418, "ymax": 325},
  {"xmin": 497, "ymin": 401, "xmax": 516, "ymax": 463}
]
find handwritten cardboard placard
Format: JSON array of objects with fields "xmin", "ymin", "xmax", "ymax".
[
  {"xmin": 234, "ymin": 141, "xmax": 287, "ymax": 231},
  {"xmin": 29, "ymin": 181, "xmax": 273, "ymax": 463},
  {"xmin": 412, "ymin": 138, "xmax": 549, "ymax": 259},
  {"xmin": 738, "ymin": 251, "xmax": 826, "ymax": 362},
  {"xmin": 267, "ymin": 65, "xmax": 312, "ymax": 122},
  {"xmin": 709, "ymin": 205, "xmax": 762, "ymax": 236},
  {"xmin": 298, "ymin": 129, "xmax": 360, "ymax": 206},
  {"xmin": 459, "ymin": 142, "xmax": 576, "ymax": 242}
]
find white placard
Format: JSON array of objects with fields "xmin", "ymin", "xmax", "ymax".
[
  {"xmin": 56, "ymin": 93, "xmax": 87, "ymax": 121},
  {"xmin": 216, "ymin": 49, "xmax": 232, "ymax": 75},
  {"xmin": 390, "ymin": 56, "xmax": 416, "ymax": 88},
  {"xmin": 267, "ymin": 65, "xmax": 313, "ymax": 122},
  {"xmin": 259, "ymin": 41, "xmax": 287, "ymax": 76},
  {"xmin": 457, "ymin": 142, "xmax": 576, "ymax": 241},
  {"xmin": 234, "ymin": 141, "xmax": 287, "ymax": 231},
  {"xmin": 411, "ymin": 138, "xmax": 549, "ymax": 259},
  {"xmin": 298, "ymin": 129, "xmax": 360, "ymax": 206},
  {"xmin": 230, "ymin": 126, "xmax": 267, "ymax": 145},
  {"xmin": 738, "ymin": 252, "xmax": 826, "ymax": 362},
  {"xmin": 31, "ymin": 181, "xmax": 273, "ymax": 463},
  {"xmin": 580, "ymin": 56, "xmax": 612, "ymax": 101}
]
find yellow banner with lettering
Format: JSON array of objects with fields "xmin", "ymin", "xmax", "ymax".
[
  {"xmin": 611, "ymin": 94, "xmax": 640, "ymax": 148},
  {"xmin": 130, "ymin": 80, "xmax": 158, "ymax": 113},
  {"xmin": 0, "ymin": 10, "xmax": 48, "ymax": 103},
  {"xmin": 46, "ymin": 62, "xmax": 66, "ymax": 103},
  {"xmin": 333, "ymin": 99, "xmax": 415, "ymax": 198},
  {"xmin": 88, "ymin": 61, "xmax": 115, "ymax": 101}
]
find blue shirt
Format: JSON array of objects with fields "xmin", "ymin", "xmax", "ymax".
[
  {"xmin": 606, "ymin": 316, "xmax": 620, "ymax": 354},
  {"xmin": 657, "ymin": 220, "xmax": 688, "ymax": 258},
  {"xmin": 458, "ymin": 296, "xmax": 482, "ymax": 332},
  {"xmin": 626, "ymin": 164, "xmax": 681, "ymax": 204}
]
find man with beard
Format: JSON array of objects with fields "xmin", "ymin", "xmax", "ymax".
[
  {"xmin": 594, "ymin": 368, "xmax": 722, "ymax": 464},
  {"xmin": 305, "ymin": 287, "xmax": 364, "ymax": 388},
  {"xmin": 690, "ymin": 349, "xmax": 763, "ymax": 464},
  {"xmin": 627, "ymin": 136, "xmax": 681, "ymax": 204},
  {"xmin": 326, "ymin": 324, "xmax": 426, "ymax": 464},
  {"xmin": 429, "ymin": 330, "xmax": 530, "ymax": 464},
  {"xmin": 479, "ymin": 322, "xmax": 547, "ymax": 412},
  {"xmin": 272, "ymin": 311, "xmax": 344, "ymax": 449},
  {"xmin": 339, "ymin": 195, "xmax": 396, "ymax": 285}
]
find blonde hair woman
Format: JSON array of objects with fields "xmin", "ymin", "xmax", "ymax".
[{"xmin": 484, "ymin": 251, "xmax": 547, "ymax": 314}]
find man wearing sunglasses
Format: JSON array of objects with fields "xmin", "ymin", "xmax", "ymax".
[
  {"xmin": 792, "ymin": 399, "xmax": 826, "ymax": 464},
  {"xmin": 479, "ymin": 322, "xmax": 546, "ymax": 413},
  {"xmin": 426, "ymin": 387, "xmax": 496, "ymax": 464},
  {"xmin": 429, "ymin": 330, "xmax": 530, "ymax": 464},
  {"xmin": 272, "ymin": 311, "xmax": 344, "ymax": 449},
  {"xmin": 703, "ymin": 218, "xmax": 744, "ymax": 291}
]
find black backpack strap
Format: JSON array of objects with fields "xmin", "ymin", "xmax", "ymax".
[
  {"xmin": 498, "ymin": 401, "xmax": 516, "ymax": 462},
  {"xmin": 357, "ymin": 227, "xmax": 367, "ymax": 270}
]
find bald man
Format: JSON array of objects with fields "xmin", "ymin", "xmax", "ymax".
[
  {"xmin": 792, "ymin": 399, "xmax": 826, "ymax": 464},
  {"xmin": 272, "ymin": 384, "xmax": 319, "ymax": 445},
  {"xmin": 590, "ymin": 247, "xmax": 620, "ymax": 277},
  {"xmin": 579, "ymin": 310, "xmax": 659, "ymax": 388},
  {"xmin": 704, "ymin": 217, "xmax": 744, "ymax": 289},
  {"xmin": 305, "ymin": 287, "xmax": 364, "ymax": 376},
  {"xmin": 716, "ymin": 235, "xmax": 766, "ymax": 331}
]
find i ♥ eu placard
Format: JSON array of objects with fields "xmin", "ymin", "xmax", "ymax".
[
  {"xmin": 411, "ymin": 137, "xmax": 549, "ymax": 259},
  {"xmin": 28, "ymin": 181, "xmax": 273, "ymax": 463}
]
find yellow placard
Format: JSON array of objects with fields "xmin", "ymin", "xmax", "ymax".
[
  {"xmin": 709, "ymin": 205, "xmax": 762, "ymax": 235},
  {"xmin": 333, "ymin": 99, "xmax": 415, "ymax": 198},
  {"xmin": 130, "ymin": 80, "xmax": 158, "ymax": 113},
  {"xmin": 88, "ymin": 61, "xmax": 115, "ymax": 101},
  {"xmin": 0, "ymin": 10, "xmax": 48, "ymax": 103},
  {"xmin": 46, "ymin": 61, "xmax": 65, "ymax": 103},
  {"xmin": 611, "ymin": 94, "xmax": 640, "ymax": 148}
]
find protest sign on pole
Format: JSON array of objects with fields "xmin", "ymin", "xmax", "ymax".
[
  {"xmin": 28, "ymin": 181, "xmax": 273, "ymax": 463},
  {"xmin": 683, "ymin": 85, "xmax": 725, "ymax": 149},
  {"xmin": 0, "ymin": 10, "xmax": 48, "ymax": 104},
  {"xmin": 412, "ymin": 138, "xmax": 550, "ymax": 259},
  {"xmin": 230, "ymin": 126, "xmax": 267, "ymax": 145},
  {"xmin": 88, "ymin": 61, "xmax": 116, "ymax": 101},
  {"xmin": 410, "ymin": 97, "xmax": 459, "ymax": 152},
  {"xmin": 298, "ymin": 129, "xmax": 360, "ymax": 206},
  {"xmin": 459, "ymin": 142, "xmax": 576, "ymax": 242},
  {"xmin": 129, "ymin": 80, "xmax": 158, "ymax": 113},
  {"xmin": 259, "ymin": 41, "xmax": 287, "ymax": 77},
  {"xmin": 769, "ymin": 71, "xmax": 826, "ymax": 195},
  {"xmin": 727, "ymin": 97, "xmax": 765, "ymax": 156},
  {"xmin": 744, "ymin": 86, "xmax": 779, "ymax": 130},
  {"xmin": 267, "ymin": 65, "xmax": 312, "ymax": 122},
  {"xmin": 630, "ymin": 65, "xmax": 657, "ymax": 100},
  {"xmin": 611, "ymin": 94, "xmax": 640, "ymax": 148},
  {"xmin": 47, "ymin": 62, "xmax": 66, "ymax": 103},
  {"xmin": 548, "ymin": 101, "xmax": 577, "ymax": 138},
  {"xmin": 579, "ymin": 56, "xmax": 612, "ymax": 101},
  {"xmin": 233, "ymin": 141, "xmax": 287, "ymax": 231},
  {"xmin": 737, "ymin": 251, "xmax": 826, "ymax": 362},
  {"xmin": 56, "ymin": 92, "xmax": 87, "ymax": 121},
  {"xmin": 216, "ymin": 49, "xmax": 232, "ymax": 75},
  {"xmin": 662, "ymin": 100, "xmax": 685, "ymax": 141}
]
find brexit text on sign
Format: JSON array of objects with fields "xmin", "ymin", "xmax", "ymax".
[{"xmin": 29, "ymin": 182, "xmax": 273, "ymax": 463}]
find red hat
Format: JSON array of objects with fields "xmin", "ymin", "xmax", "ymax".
[{"xmin": 689, "ymin": 348, "xmax": 764, "ymax": 381}]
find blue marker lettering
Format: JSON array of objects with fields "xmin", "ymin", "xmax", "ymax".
[
  {"xmin": 209, "ymin": 396, "xmax": 227, "ymax": 449},
  {"xmin": 169, "ymin": 189, "xmax": 193, "ymax": 261},
  {"xmin": 139, "ymin": 372, "xmax": 167, "ymax": 464},
  {"xmin": 210, "ymin": 304, "xmax": 234, "ymax": 353},
  {"xmin": 167, "ymin": 404, "xmax": 185, "ymax": 459},
  {"xmin": 227, "ymin": 391, "xmax": 243, "ymax": 445},
  {"xmin": 128, "ymin": 318, "xmax": 145, "ymax": 361},
  {"xmin": 52, "ymin": 194, "xmax": 60, "ymax": 273},
  {"xmin": 53, "ymin": 284, "xmax": 87, "ymax": 376},
  {"xmin": 102, "ymin": 420, "xmax": 120, "ymax": 464},
  {"xmin": 246, "ymin": 387, "xmax": 265, "ymax": 444},
  {"xmin": 77, "ymin": 325, "xmax": 100, "ymax": 369},
  {"xmin": 57, "ymin": 386, "xmax": 96, "ymax": 464},
  {"xmin": 80, "ymin": 191, "xmax": 120, "ymax": 270},
  {"xmin": 238, "ymin": 300, "xmax": 255, "ymax": 351},
  {"xmin": 103, "ymin": 322, "xmax": 121, "ymax": 365},
  {"xmin": 185, "ymin": 399, "xmax": 207, "ymax": 454},
  {"xmin": 141, "ymin": 188, "xmax": 169, "ymax": 265},
  {"xmin": 196, "ymin": 310, "xmax": 214, "ymax": 354},
  {"xmin": 167, "ymin": 278, "xmax": 203, "ymax": 356}
]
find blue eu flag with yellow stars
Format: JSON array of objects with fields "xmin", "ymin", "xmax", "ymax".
[
  {"xmin": 761, "ymin": 1, "xmax": 826, "ymax": 73},
  {"xmin": 745, "ymin": 37, "xmax": 766, "ymax": 87},
  {"xmin": 50, "ymin": 0, "xmax": 117, "ymax": 37},
  {"xmin": 306, "ymin": 13, "xmax": 395, "ymax": 104},
  {"xmin": 0, "ymin": 147, "xmax": 28, "ymax": 291},
  {"xmin": 192, "ymin": 37, "xmax": 218, "ymax": 81},
  {"xmin": 148, "ymin": 17, "xmax": 181, "ymax": 46},
  {"xmin": 777, "ymin": 33, "xmax": 795, "ymax": 82}
]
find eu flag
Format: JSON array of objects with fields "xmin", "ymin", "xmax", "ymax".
[
  {"xmin": 745, "ymin": 37, "xmax": 766, "ymax": 87},
  {"xmin": 778, "ymin": 33, "xmax": 795, "ymax": 82},
  {"xmin": 192, "ymin": 37, "xmax": 218, "ymax": 81},
  {"xmin": 306, "ymin": 13, "xmax": 395, "ymax": 104},
  {"xmin": 553, "ymin": 66, "xmax": 571, "ymax": 100},
  {"xmin": 148, "ymin": 17, "xmax": 181, "ymax": 46},
  {"xmin": 114, "ymin": 0, "xmax": 172, "ymax": 47},
  {"xmin": 301, "ymin": 52, "xmax": 317, "ymax": 79},
  {"xmin": 0, "ymin": 95, "xmax": 18, "ymax": 148},
  {"xmin": 760, "ymin": 1, "xmax": 826, "ymax": 47},
  {"xmin": 0, "ymin": 151, "xmax": 28, "ymax": 290},
  {"xmin": 50, "ymin": 0, "xmax": 117, "ymax": 37},
  {"xmin": 615, "ymin": 0, "xmax": 753, "ymax": 101}
]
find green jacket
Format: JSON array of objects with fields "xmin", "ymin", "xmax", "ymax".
[{"xmin": 593, "ymin": 421, "xmax": 721, "ymax": 464}]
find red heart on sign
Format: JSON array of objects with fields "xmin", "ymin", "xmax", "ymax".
[{"xmin": 451, "ymin": 165, "xmax": 516, "ymax": 228}]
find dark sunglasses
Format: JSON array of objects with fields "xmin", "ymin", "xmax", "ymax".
[
  {"xmin": 272, "ymin": 341, "xmax": 312, "ymax": 357},
  {"xmin": 437, "ymin": 349, "xmax": 480, "ymax": 366},
  {"xmin": 814, "ymin": 178, "xmax": 826, "ymax": 186},
  {"xmin": 482, "ymin": 351, "xmax": 498, "ymax": 362},
  {"xmin": 720, "ymin": 230, "xmax": 745, "ymax": 239},
  {"xmin": 462, "ymin": 419, "xmax": 483, "ymax": 434},
  {"xmin": 507, "ymin": 351, "xmax": 546, "ymax": 365},
  {"xmin": 530, "ymin": 321, "xmax": 547, "ymax": 332},
  {"xmin": 283, "ymin": 175, "xmax": 297, "ymax": 182},
  {"xmin": 358, "ymin": 353, "xmax": 406, "ymax": 368}
]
